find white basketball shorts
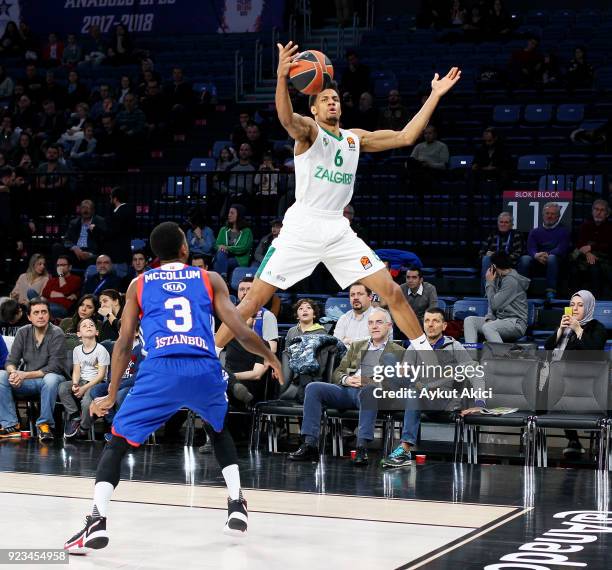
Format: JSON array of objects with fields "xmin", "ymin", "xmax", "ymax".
[{"xmin": 255, "ymin": 203, "xmax": 385, "ymax": 289}]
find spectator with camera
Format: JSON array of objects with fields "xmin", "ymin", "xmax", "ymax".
[{"xmin": 544, "ymin": 290, "xmax": 607, "ymax": 458}]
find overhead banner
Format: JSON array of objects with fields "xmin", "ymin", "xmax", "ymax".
[{"xmin": 10, "ymin": 0, "xmax": 283, "ymax": 35}]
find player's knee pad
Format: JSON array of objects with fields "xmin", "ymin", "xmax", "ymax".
[{"xmin": 95, "ymin": 435, "xmax": 131, "ymax": 487}]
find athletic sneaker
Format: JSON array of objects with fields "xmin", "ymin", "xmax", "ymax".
[
  {"xmin": 381, "ymin": 445, "xmax": 413, "ymax": 469},
  {"xmin": 38, "ymin": 423, "xmax": 54, "ymax": 443},
  {"xmin": 0, "ymin": 423, "xmax": 21, "ymax": 439},
  {"xmin": 224, "ymin": 494, "xmax": 248, "ymax": 535},
  {"xmin": 64, "ymin": 418, "xmax": 81, "ymax": 439},
  {"xmin": 198, "ymin": 440, "xmax": 213, "ymax": 454},
  {"xmin": 64, "ymin": 515, "xmax": 109, "ymax": 554}
]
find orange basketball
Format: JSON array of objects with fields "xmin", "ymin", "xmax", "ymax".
[{"xmin": 289, "ymin": 50, "xmax": 334, "ymax": 95}]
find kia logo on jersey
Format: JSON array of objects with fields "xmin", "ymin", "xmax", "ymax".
[{"xmin": 162, "ymin": 282, "xmax": 187, "ymax": 294}]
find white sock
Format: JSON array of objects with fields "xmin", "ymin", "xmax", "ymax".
[
  {"xmin": 412, "ymin": 334, "xmax": 433, "ymax": 351},
  {"xmin": 222, "ymin": 464, "xmax": 241, "ymax": 500},
  {"xmin": 215, "ymin": 345, "xmax": 223, "ymax": 357},
  {"xmin": 92, "ymin": 481, "xmax": 114, "ymax": 518}
]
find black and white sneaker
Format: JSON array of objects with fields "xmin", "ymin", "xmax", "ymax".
[
  {"xmin": 224, "ymin": 493, "xmax": 248, "ymax": 536},
  {"xmin": 64, "ymin": 515, "xmax": 109, "ymax": 554},
  {"xmin": 64, "ymin": 418, "xmax": 81, "ymax": 439}
]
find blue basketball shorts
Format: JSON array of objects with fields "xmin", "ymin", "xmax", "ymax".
[{"xmin": 112, "ymin": 356, "xmax": 228, "ymax": 446}]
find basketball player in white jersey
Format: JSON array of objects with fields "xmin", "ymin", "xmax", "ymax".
[{"xmin": 215, "ymin": 41, "xmax": 461, "ymax": 352}]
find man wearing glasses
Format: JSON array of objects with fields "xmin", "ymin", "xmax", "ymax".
[
  {"xmin": 42, "ymin": 256, "xmax": 82, "ymax": 319},
  {"xmin": 289, "ymin": 308, "xmax": 405, "ymax": 466}
]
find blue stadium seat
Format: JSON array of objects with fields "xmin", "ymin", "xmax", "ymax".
[
  {"xmin": 452, "ymin": 299, "xmax": 489, "ymax": 320},
  {"xmin": 575, "ymin": 175, "xmax": 604, "ymax": 194},
  {"xmin": 527, "ymin": 299, "xmax": 545, "ymax": 328},
  {"xmin": 84, "ymin": 264, "xmax": 97, "ymax": 281},
  {"xmin": 230, "ymin": 267, "xmax": 257, "ymax": 292},
  {"xmin": 555, "ymin": 104, "xmax": 585, "ymax": 124},
  {"xmin": 523, "ymin": 104, "xmax": 553, "ymax": 124},
  {"xmin": 517, "ymin": 155, "xmax": 549, "ymax": 171},
  {"xmin": 493, "ymin": 105, "xmax": 521, "ymax": 124},
  {"xmin": 131, "ymin": 239, "xmax": 146, "ymax": 252},
  {"xmin": 538, "ymin": 175, "xmax": 571, "ymax": 191},
  {"xmin": 212, "ymin": 140, "xmax": 232, "ymax": 158},
  {"xmin": 166, "ymin": 176, "xmax": 191, "ymax": 197},
  {"xmin": 325, "ymin": 297, "xmax": 351, "ymax": 320},
  {"xmin": 441, "ymin": 267, "xmax": 478, "ymax": 277},
  {"xmin": 594, "ymin": 302, "xmax": 612, "ymax": 330},
  {"xmin": 449, "ymin": 155, "xmax": 474, "ymax": 169},
  {"xmin": 188, "ymin": 157, "xmax": 216, "ymax": 172}
]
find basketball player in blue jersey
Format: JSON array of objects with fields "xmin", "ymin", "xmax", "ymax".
[
  {"xmin": 215, "ymin": 41, "xmax": 461, "ymax": 354},
  {"xmin": 64, "ymin": 222, "xmax": 282, "ymax": 554}
]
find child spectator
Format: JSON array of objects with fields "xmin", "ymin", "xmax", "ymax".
[{"xmin": 59, "ymin": 318, "xmax": 110, "ymax": 439}]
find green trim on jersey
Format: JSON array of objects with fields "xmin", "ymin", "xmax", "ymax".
[
  {"xmin": 320, "ymin": 126, "xmax": 343, "ymax": 141},
  {"xmin": 255, "ymin": 246, "xmax": 276, "ymax": 278}
]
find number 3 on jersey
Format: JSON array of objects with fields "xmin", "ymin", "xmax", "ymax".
[
  {"xmin": 165, "ymin": 297, "xmax": 192, "ymax": 332},
  {"xmin": 334, "ymin": 149, "xmax": 343, "ymax": 167}
]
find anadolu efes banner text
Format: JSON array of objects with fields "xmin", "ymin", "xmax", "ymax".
[{"xmin": 12, "ymin": 0, "xmax": 284, "ymax": 35}]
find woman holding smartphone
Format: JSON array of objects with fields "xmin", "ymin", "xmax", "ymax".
[{"xmin": 544, "ymin": 290, "xmax": 607, "ymax": 458}]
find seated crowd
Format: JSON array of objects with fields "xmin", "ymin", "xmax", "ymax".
[{"xmin": 0, "ymin": 262, "xmax": 608, "ymax": 464}]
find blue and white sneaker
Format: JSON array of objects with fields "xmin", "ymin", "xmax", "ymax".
[{"xmin": 380, "ymin": 445, "xmax": 413, "ymax": 469}]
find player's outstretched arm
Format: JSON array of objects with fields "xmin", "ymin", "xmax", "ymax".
[
  {"xmin": 91, "ymin": 279, "xmax": 139, "ymax": 416},
  {"xmin": 276, "ymin": 41, "xmax": 317, "ymax": 143},
  {"xmin": 209, "ymin": 272, "xmax": 284, "ymax": 384},
  {"xmin": 353, "ymin": 67, "xmax": 461, "ymax": 153}
]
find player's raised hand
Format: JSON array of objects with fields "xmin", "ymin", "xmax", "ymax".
[
  {"xmin": 277, "ymin": 41, "xmax": 299, "ymax": 78},
  {"xmin": 431, "ymin": 67, "xmax": 461, "ymax": 97}
]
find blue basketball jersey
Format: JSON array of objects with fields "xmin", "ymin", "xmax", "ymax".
[{"xmin": 137, "ymin": 262, "xmax": 216, "ymax": 360}]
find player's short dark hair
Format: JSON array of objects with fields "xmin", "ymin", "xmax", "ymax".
[
  {"xmin": 349, "ymin": 282, "xmax": 372, "ymax": 296},
  {"xmin": 0, "ymin": 299, "xmax": 22, "ymax": 323},
  {"xmin": 149, "ymin": 221, "xmax": 185, "ymax": 261},
  {"xmin": 406, "ymin": 266, "xmax": 423, "ymax": 278},
  {"xmin": 293, "ymin": 298, "xmax": 321, "ymax": 321},
  {"xmin": 309, "ymin": 81, "xmax": 340, "ymax": 108},
  {"xmin": 27, "ymin": 297, "xmax": 50, "ymax": 315},
  {"xmin": 424, "ymin": 307, "xmax": 446, "ymax": 321}
]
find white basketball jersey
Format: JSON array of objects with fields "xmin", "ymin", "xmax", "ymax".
[{"xmin": 294, "ymin": 124, "xmax": 360, "ymax": 212}]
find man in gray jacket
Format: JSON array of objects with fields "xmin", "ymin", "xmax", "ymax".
[
  {"xmin": 464, "ymin": 251, "xmax": 530, "ymax": 344},
  {"xmin": 0, "ymin": 297, "xmax": 68, "ymax": 442}
]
